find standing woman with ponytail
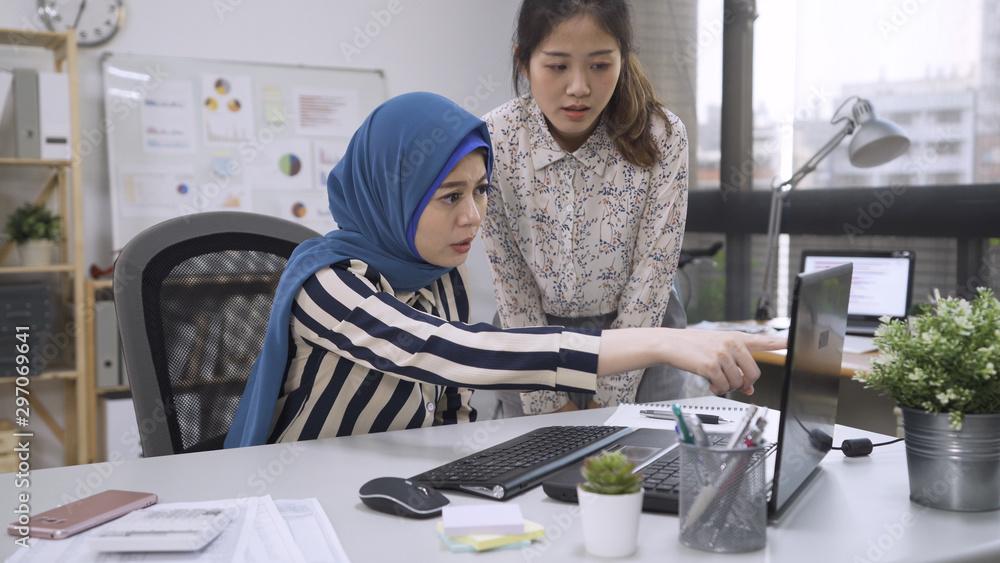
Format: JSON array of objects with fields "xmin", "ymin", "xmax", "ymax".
[{"xmin": 482, "ymin": 0, "xmax": 711, "ymax": 417}]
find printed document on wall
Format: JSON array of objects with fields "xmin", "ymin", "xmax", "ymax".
[
  {"xmin": 295, "ymin": 88, "xmax": 359, "ymax": 137},
  {"xmin": 202, "ymin": 74, "xmax": 256, "ymax": 145},
  {"xmin": 141, "ymin": 79, "xmax": 196, "ymax": 153},
  {"xmin": 117, "ymin": 164, "xmax": 197, "ymax": 218},
  {"xmin": 247, "ymin": 138, "xmax": 314, "ymax": 191}
]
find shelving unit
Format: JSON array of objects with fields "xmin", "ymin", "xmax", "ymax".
[{"xmin": 0, "ymin": 29, "xmax": 88, "ymax": 466}]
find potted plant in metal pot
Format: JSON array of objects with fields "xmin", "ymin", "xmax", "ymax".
[
  {"xmin": 4, "ymin": 203, "xmax": 61, "ymax": 267},
  {"xmin": 577, "ymin": 450, "xmax": 644, "ymax": 557},
  {"xmin": 856, "ymin": 288, "xmax": 1000, "ymax": 511}
]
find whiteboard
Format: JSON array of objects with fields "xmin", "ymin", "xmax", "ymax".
[{"xmin": 101, "ymin": 53, "xmax": 385, "ymax": 250}]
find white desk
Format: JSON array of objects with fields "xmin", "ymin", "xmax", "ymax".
[{"xmin": 3, "ymin": 407, "xmax": 999, "ymax": 562}]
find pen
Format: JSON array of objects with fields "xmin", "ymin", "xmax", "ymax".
[
  {"xmin": 725, "ymin": 405, "xmax": 759, "ymax": 449},
  {"xmin": 672, "ymin": 404, "xmax": 694, "ymax": 444},
  {"xmin": 638, "ymin": 410, "xmax": 733, "ymax": 425},
  {"xmin": 744, "ymin": 418, "xmax": 768, "ymax": 447},
  {"xmin": 683, "ymin": 413, "xmax": 710, "ymax": 447}
]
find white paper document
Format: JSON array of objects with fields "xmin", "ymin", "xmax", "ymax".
[
  {"xmin": 274, "ymin": 499, "xmax": 352, "ymax": 563},
  {"xmin": 5, "ymin": 496, "xmax": 349, "ymax": 563}
]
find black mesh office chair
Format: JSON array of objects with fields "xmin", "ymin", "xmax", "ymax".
[{"xmin": 113, "ymin": 212, "xmax": 320, "ymax": 457}]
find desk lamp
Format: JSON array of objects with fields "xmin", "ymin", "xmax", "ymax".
[{"xmin": 754, "ymin": 96, "xmax": 911, "ymax": 320}]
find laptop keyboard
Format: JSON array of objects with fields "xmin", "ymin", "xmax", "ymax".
[
  {"xmin": 640, "ymin": 434, "xmax": 729, "ymax": 497},
  {"xmin": 411, "ymin": 425, "xmax": 630, "ymax": 499},
  {"xmin": 639, "ymin": 438, "xmax": 778, "ymax": 512}
]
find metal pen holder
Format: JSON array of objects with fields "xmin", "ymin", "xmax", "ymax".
[{"xmin": 678, "ymin": 442, "xmax": 768, "ymax": 553}]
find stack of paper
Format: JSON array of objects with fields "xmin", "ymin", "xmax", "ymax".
[
  {"xmin": 437, "ymin": 505, "xmax": 545, "ymax": 552},
  {"xmin": 7, "ymin": 496, "xmax": 350, "ymax": 562}
]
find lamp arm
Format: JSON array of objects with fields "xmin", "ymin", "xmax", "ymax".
[
  {"xmin": 754, "ymin": 186, "xmax": 785, "ymax": 319},
  {"xmin": 754, "ymin": 119, "xmax": 855, "ymax": 320},
  {"xmin": 778, "ymin": 120, "xmax": 855, "ymax": 192}
]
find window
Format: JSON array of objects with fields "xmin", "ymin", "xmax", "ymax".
[
  {"xmin": 645, "ymin": 1, "xmax": 998, "ymax": 320},
  {"xmin": 932, "ymin": 109, "xmax": 963, "ymax": 124},
  {"xmin": 931, "ymin": 172, "xmax": 962, "ymax": 184},
  {"xmin": 887, "ymin": 111, "xmax": 916, "ymax": 126},
  {"xmin": 932, "ymin": 140, "xmax": 962, "ymax": 156},
  {"xmin": 888, "ymin": 173, "xmax": 917, "ymax": 186},
  {"xmin": 830, "ymin": 174, "xmax": 873, "ymax": 187}
]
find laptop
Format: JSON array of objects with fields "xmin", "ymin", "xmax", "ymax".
[
  {"xmin": 541, "ymin": 263, "xmax": 853, "ymax": 519},
  {"xmin": 800, "ymin": 249, "xmax": 914, "ymax": 336}
]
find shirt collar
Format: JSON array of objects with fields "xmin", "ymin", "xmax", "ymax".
[{"xmin": 525, "ymin": 96, "xmax": 610, "ymax": 177}]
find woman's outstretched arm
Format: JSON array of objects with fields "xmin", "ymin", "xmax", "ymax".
[{"xmin": 597, "ymin": 328, "xmax": 787, "ymax": 395}]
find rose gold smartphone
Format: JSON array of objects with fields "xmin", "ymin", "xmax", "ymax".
[{"xmin": 7, "ymin": 490, "xmax": 158, "ymax": 539}]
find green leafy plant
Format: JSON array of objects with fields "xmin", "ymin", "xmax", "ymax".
[
  {"xmin": 579, "ymin": 450, "xmax": 642, "ymax": 495},
  {"xmin": 4, "ymin": 203, "xmax": 61, "ymax": 244},
  {"xmin": 855, "ymin": 288, "xmax": 1000, "ymax": 429}
]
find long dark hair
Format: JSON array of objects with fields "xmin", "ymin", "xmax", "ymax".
[{"xmin": 511, "ymin": 0, "xmax": 669, "ymax": 168}]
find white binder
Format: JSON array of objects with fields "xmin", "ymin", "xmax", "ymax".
[
  {"xmin": 12, "ymin": 68, "xmax": 40, "ymax": 159},
  {"xmin": 0, "ymin": 69, "xmax": 15, "ymax": 157},
  {"xmin": 37, "ymin": 71, "xmax": 71, "ymax": 160},
  {"xmin": 94, "ymin": 298, "xmax": 122, "ymax": 388}
]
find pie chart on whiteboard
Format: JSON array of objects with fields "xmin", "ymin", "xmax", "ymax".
[{"xmin": 279, "ymin": 154, "xmax": 302, "ymax": 177}]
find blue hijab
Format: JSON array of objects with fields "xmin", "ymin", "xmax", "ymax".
[{"xmin": 225, "ymin": 92, "xmax": 492, "ymax": 448}]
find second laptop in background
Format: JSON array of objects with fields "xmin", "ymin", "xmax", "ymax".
[{"xmin": 801, "ymin": 249, "xmax": 914, "ymax": 335}]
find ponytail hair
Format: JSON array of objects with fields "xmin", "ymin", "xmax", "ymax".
[
  {"xmin": 511, "ymin": 0, "xmax": 670, "ymax": 169},
  {"xmin": 604, "ymin": 52, "xmax": 668, "ymax": 168}
]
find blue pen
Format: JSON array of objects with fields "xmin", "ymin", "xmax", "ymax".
[{"xmin": 672, "ymin": 404, "xmax": 694, "ymax": 444}]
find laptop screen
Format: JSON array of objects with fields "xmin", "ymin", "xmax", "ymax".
[{"xmin": 801, "ymin": 250, "xmax": 914, "ymax": 320}]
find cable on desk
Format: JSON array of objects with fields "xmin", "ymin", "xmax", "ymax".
[{"xmin": 833, "ymin": 437, "xmax": 904, "ymax": 457}]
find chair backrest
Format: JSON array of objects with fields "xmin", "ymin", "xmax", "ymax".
[{"xmin": 113, "ymin": 211, "xmax": 320, "ymax": 457}]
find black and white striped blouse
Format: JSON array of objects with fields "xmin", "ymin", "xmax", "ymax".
[{"xmin": 267, "ymin": 259, "xmax": 601, "ymax": 442}]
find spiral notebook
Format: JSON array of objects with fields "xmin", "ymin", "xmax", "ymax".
[{"xmin": 602, "ymin": 398, "xmax": 751, "ymax": 430}]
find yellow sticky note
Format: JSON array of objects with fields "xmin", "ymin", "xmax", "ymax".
[{"xmin": 436, "ymin": 519, "xmax": 545, "ymax": 552}]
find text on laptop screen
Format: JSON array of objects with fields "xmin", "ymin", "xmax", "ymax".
[{"xmin": 802, "ymin": 256, "xmax": 910, "ymax": 318}]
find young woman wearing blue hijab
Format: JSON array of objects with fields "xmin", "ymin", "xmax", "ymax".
[{"xmin": 225, "ymin": 92, "xmax": 784, "ymax": 447}]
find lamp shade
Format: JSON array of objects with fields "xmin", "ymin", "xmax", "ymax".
[{"xmin": 848, "ymin": 99, "xmax": 911, "ymax": 168}]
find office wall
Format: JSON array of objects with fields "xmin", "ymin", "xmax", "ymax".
[{"xmin": 1, "ymin": 0, "xmax": 519, "ymax": 467}]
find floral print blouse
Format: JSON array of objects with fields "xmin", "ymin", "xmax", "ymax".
[{"xmin": 481, "ymin": 95, "xmax": 689, "ymax": 414}]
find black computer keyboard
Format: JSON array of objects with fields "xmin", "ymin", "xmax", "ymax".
[{"xmin": 411, "ymin": 425, "xmax": 632, "ymax": 500}]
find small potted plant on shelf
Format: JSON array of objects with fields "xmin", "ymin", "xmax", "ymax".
[
  {"xmin": 4, "ymin": 203, "xmax": 60, "ymax": 267},
  {"xmin": 577, "ymin": 450, "xmax": 644, "ymax": 557},
  {"xmin": 855, "ymin": 288, "xmax": 1000, "ymax": 512}
]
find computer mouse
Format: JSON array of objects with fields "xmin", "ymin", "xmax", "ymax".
[{"xmin": 358, "ymin": 477, "xmax": 450, "ymax": 519}]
